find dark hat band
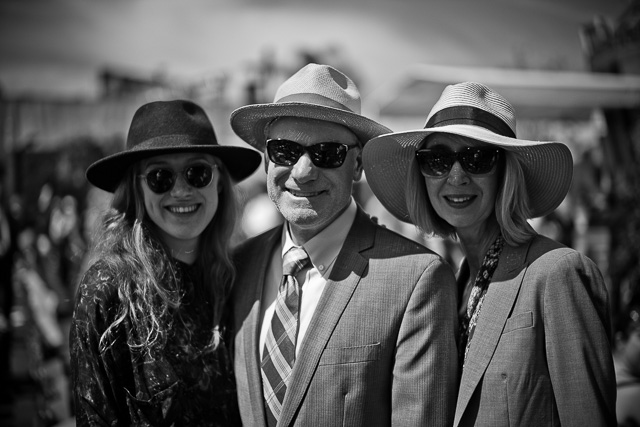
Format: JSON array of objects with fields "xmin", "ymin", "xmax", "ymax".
[
  {"xmin": 425, "ymin": 106, "xmax": 516, "ymax": 138},
  {"xmin": 127, "ymin": 135, "xmax": 213, "ymax": 151}
]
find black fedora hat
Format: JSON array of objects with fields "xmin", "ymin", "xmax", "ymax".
[{"xmin": 87, "ymin": 99, "xmax": 262, "ymax": 192}]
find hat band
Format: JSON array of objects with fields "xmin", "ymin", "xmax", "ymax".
[
  {"xmin": 425, "ymin": 106, "xmax": 516, "ymax": 138},
  {"xmin": 276, "ymin": 93, "xmax": 357, "ymax": 113}
]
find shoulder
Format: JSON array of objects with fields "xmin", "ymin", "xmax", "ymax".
[
  {"xmin": 74, "ymin": 259, "xmax": 121, "ymax": 322},
  {"xmin": 525, "ymin": 235, "xmax": 598, "ymax": 271},
  {"xmin": 516, "ymin": 236, "xmax": 607, "ymax": 304},
  {"xmin": 233, "ymin": 226, "xmax": 281, "ymax": 261},
  {"xmin": 526, "ymin": 234, "xmax": 568, "ymax": 258},
  {"xmin": 78, "ymin": 259, "xmax": 119, "ymax": 293},
  {"xmin": 360, "ymin": 214, "xmax": 442, "ymax": 261},
  {"xmin": 356, "ymin": 219, "xmax": 457, "ymax": 302},
  {"xmin": 377, "ymin": 225, "xmax": 430, "ymax": 253}
]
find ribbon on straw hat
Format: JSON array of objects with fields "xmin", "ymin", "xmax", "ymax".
[
  {"xmin": 86, "ymin": 100, "xmax": 262, "ymax": 192},
  {"xmin": 230, "ymin": 63, "xmax": 391, "ymax": 150},
  {"xmin": 363, "ymin": 81, "xmax": 573, "ymax": 222}
]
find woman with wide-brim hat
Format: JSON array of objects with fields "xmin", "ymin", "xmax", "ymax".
[
  {"xmin": 363, "ymin": 82, "xmax": 617, "ymax": 426},
  {"xmin": 70, "ymin": 99, "xmax": 261, "ymax": 426}
]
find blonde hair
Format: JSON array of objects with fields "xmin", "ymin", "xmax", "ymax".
[
  {"xmin": 494, "ymin": 151, "xmax": 536, "ymax": 245},
  {"xmin": 92, "ymin": 159, "xmax": 237, "ymax": 356}
]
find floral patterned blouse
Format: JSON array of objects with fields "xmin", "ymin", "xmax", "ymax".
[{"xmin": 70, "ymin": 259, "xmax": 241, "ymax": 426}]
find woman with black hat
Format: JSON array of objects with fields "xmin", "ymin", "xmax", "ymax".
[
  {"xmin": 363, "ymin": 82, "xmax": 617, "ymax": 427},
  {"xmin": 70, "ymin": 100, "xmax": 261, "ymax": 426}
]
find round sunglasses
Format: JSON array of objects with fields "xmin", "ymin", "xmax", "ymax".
[
  {"xmin": 139, "ymin": 164, "xmax": 217, "ymax": 194},
  {"xmin": 415, "ymin": 147, "xmax": 502, "ymax": 177},
  {"xmin": 266, "ymin": 139, "xmax": 359, "ymax": 169}
]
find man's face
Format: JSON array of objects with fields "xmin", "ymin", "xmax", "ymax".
[{"xmin": 265, "ymin": 117, "xmax": 362, "ymax": 244}]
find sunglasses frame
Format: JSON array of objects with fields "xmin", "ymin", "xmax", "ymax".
[
  {"xmin": 415, "ymin": 146, "xmax": 502, "ymax": 177},
  {"xmin": 139, "ymin": 163, "xmax": 218, "ymax": 194},
  {"xmin": 266, "ymin": 138, "xmax": 359, "ymax": 169}
]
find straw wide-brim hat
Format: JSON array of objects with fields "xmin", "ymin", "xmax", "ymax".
[
  {"xmin": 86, "ymin": 100, "xmax": 262, "ymax": 193},
  {"xmin": 230, "ymin": 63, "xmax": 391, "ymax": 151},
  {"xmin": 363, "ymin": 81, "xmax": 573, "ymax": 222}
]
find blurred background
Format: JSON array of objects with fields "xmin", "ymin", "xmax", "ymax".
[{"xmin": 1, "ymin": 0, "xmax": 639, "ymax": 425}]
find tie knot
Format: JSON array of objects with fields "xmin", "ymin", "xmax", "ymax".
[{"xmin": 283, "ymin": 246, "xmax": 310, "ymax": 276}]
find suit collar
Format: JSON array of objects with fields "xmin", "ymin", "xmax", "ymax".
[
  {"xmin": 454, "ymin": 239, "xmax": 533, "ymax": 427},
  {"xmin": 279, "ymin": 208, "xmax": 375, "ymax": 426}
]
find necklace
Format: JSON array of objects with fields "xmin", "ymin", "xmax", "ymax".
[
  {"xmin": 172, "ymin": 248, "xmax": 196, "ymax": 257},
  {"xmin": 459, "ymin": 234, "xmax": 505, "ymax": 367}
]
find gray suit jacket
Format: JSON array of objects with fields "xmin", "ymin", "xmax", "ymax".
[
  {"xmin": 231, "ymin": 208, "xmax": 459, "ymax": 427},
  {"xmin": 455, "ymin": 235, "xmax": 617, "ymax": 427}
]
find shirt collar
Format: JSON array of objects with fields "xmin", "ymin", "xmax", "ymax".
[{"xmin": 282, "ymin": 199, "xmax": 357, "ymax": 273}]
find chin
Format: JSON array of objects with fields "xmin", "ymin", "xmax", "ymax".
[
  {"xmin": 170, "ymin": 225, "xmax": 207, "ymax": 241},
  {"xmin": 280, "ymin": 208, "xmax": 320, "ymax": 226}
]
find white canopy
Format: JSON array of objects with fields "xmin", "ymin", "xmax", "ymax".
[{"xmin": 368, "ymin": 64, "xmax": 640, "ymax": 120}]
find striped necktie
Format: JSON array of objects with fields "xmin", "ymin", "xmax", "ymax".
[{"xmin": 261, "ymin": 246, "xmax": 310, "ymax": 427}]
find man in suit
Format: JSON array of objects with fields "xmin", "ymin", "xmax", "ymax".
[{"xmin": 229, "ymin": 63, "xmax": 459, "ymax": 427}]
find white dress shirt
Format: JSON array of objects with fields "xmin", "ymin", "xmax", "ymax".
[{"xmin": 258, "ymin": 199, "xmax": 357, "ymax": 358}]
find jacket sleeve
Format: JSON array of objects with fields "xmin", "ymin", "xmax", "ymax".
[
  {"xmin": 543, "ymin": 251, "xmax": 617, "ymax": 427},
  {"xmin": 392, "ymin": 257, "xmax": 459, "ymax": 426},
  {"xmin": 70, "ymin": 266, "xmax": 128, "ymax": 427}
]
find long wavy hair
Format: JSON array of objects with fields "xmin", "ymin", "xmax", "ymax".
[
  {"xmin": 406, "ymin": 136, "xmax": 536, "ymax": 246},
  {"xmin": 92, "ymin": 158, "xmax": 238, "ymax": 357}
]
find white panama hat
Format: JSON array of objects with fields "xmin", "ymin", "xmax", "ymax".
[
  {"xmin": 363, "ymin": 81, "xmax": 573, "ymax": 222},
  {"xmin": 230, "ymin": 63, "xmax": 391, "ymax": 150}
]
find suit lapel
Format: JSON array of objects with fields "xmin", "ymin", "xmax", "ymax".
[
  {"xmin": 241, "ymin": 226, "xmax": 283, "ymax": 427},
  {"xmin": 454, "ymin": 240, "xmax": 533, "ymax": 427},
  {"xmin": 278, "ymin": 209, "xmax": 374, "ymax": 427}
]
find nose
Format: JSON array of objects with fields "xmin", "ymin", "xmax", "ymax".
[
  {"xmin": 170, "ymin": 172, "xmax": 193, "ymax": 197},
  {"xmin": 446, "ymin": 161, "xmax": 470, "ymax": 186},
  {"xmin": 289, "ymin": 153, "xmax": 318, "ymax": 183}
]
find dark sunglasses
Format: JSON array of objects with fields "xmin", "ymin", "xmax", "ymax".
[
  {"xmin": 139, "ymin": 164, "xmax": 217, "ymax": 194},
  {"xmin": 266, "ymin": 139, "xmax": 358, "ymax": 169},
  {"xmin": 415, "ymin": 147, "xmax": 502, "ymax": 177}
]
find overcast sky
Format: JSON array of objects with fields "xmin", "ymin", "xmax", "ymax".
[{"xmin": 0, "ymin": 0, "xmax": 628, "ymax": 99}]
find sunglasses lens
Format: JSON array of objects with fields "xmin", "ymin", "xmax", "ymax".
[
  {"xmin": 267, "ymin": 140, "xmax": 303, "ymax": 166},
  {"xmin": 185, "ymin": 165, "xmax": 214, "ymax": 188},
  {"xmin": 459, "ymin": 148, "xmax": 500, "ymax": 174},
  {"xmin": 145, "ymin": 169, "xmax": 174, "ymax": 193},
  {"xmin": 416, "ymin": 150, "xmax": 454, "ymax": 177},
  {"xmin": 267, "ymin": 139, "xmax": 351, "ymax": 169},
  {"xmin": 308, "ymin": 143, "xmax": 349, "ymax": 168},
  {"xmin": 144, "ymin": 165, "xmax": 214, "ymax": 194},
  {"xmin": 416, "ymin": 148, "xmax": 500, "ymax": 177}
]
